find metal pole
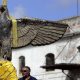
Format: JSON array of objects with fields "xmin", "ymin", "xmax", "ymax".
[{"xmin": 77, "ymin": 0, "xmax": 79, "ymax": 16}]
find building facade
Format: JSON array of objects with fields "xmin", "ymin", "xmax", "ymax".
[{"xmin": 12, "ymin": 16, "xmax": 80, "ymax": 80}]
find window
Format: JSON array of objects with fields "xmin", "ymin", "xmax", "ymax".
[
  {"xmin": 45, "ymin": 53, "xmax": 55, "ymax": 71},
  {"xmin": 19, "ymin": 56, "xmax": 25, "ymax": 73}
]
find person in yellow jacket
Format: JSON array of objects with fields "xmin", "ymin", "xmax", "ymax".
[{"xmin": 0, "ymin": 60, "xmax": 18, "ymax": 80}]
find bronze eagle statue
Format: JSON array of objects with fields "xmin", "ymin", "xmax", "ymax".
[{"xmin": 0, "ymin": 0, "xmax": 68, "ymax": 61}]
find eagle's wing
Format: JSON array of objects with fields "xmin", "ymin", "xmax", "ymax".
[{"xmin": 11, "ymin": 18, "xmax": 68, "ymax": 48}]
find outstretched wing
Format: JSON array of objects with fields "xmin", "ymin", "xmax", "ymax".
[{"xmin": 11, "ymin": 18, "xmax": 68, "ymax": 48}]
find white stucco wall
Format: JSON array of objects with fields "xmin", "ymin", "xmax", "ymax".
[{"xmin": 12, "ymin": 43, "xmax": 59, "ymax": 79}]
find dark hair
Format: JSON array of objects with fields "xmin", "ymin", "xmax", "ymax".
[{"xmin": 21, "ymin": 66, "xmax": 31, "ymax": 72}]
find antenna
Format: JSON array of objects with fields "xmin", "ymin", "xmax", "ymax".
[
  {"xmin": 77, "ymin": 0, "xmax": 79, "ymax": 16},
  {"xmin": 2, "ymin": 0, "xmax": 7, "ymax": 6}
]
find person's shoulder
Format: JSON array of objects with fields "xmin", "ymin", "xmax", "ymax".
[
  {"xmin": 19, "ymin": 77, "xmax": 23, "ymax": 80},
  {"xmin": 30, "ymin": 76, "xmax": 37, "ymax": 80}
]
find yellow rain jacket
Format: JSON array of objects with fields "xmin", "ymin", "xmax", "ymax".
[{"xmin": 0, "ymin": 60, "xmax": 18, "ymax": 80}]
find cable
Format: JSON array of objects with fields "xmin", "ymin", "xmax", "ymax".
[
  {"xmin": 69, "ymin": 37, "xmax": 80, "ymax": 63},
  {"xmin": 77, "ymin": 0, "xmax": 79, "ymax": 16},
  {"xmin": 68, "ymin": 25, "xmax": 75, "ymax": 33},
  {"xmin": 55, "ymin": 40, "xmax": 71, "ymax": 60},
  {"xmin": 69, "ymin": 51, "xmax": 79, "ymax": 63},
  {"xmin": 55, "ymin": 25, "xmax": 76, "ymax": 60},
  {"xmin": 62, "ymin": 70, "xmax": 74, "ymax": 80}
]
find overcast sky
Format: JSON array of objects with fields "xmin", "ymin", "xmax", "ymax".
[{"xmin": 0, "ymin": 0, "xmax": 80, "ymax": 20}]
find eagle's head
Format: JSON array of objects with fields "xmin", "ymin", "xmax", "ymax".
[{"xmin": 0, "ymin": 5, "xmax": 11, "ymax": 37}]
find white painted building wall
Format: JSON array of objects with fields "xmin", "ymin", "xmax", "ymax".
[{"xmin": 12, "ymin": 44, "xmax": 59, "ymax": 80}]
